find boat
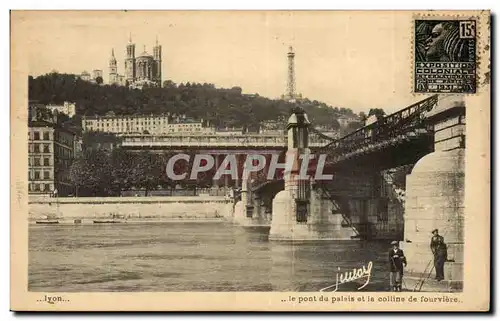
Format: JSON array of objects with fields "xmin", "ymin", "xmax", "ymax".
[{"xmin": 35, "ymin": 220, "xmax": 59, "ymax": 224}]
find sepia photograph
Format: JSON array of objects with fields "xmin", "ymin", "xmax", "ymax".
[{"xmin": 10, "ymin": 10, "xmax": 491, "ymax": 311}]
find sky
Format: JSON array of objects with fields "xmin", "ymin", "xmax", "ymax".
[{"xmin": 15, "ymin": 11, "xmax": 434, "ymax": 114}]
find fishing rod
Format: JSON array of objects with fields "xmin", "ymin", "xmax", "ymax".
[{"xmin": 413, "ymin": 225, "xmax": 453, "ymax": 292}]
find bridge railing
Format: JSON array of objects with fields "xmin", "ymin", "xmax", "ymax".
[
  {"xmin": 121, "ymin": 132, "xmax": 332, "ymax": 148},
  {"xmin": 321, "ymin": 95, "xmax": 438, "ymax": 155},
  {"xmin": 121, "ymin": 134, "xmax": 287, "ymax": 147}
]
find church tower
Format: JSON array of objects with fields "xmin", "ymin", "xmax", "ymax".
[
  {"xmin": 125, "ymin": 33, "xmax": 136, "ymax": 84},
  {"xmin": 153, "ymin": 36, "xmax": 162, "ymax": 87},
  {"xmin": 109, "ymin": 48, "xmax": 117, "ymax": 84}
]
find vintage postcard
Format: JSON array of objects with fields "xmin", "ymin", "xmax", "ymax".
[{"xmin": 10, "ymin": 10, "xmax": 490, "ymax": 311}]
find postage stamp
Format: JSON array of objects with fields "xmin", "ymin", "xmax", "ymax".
[
  {"xmin": 10, "ymin": 10, "xmax": 490, "ymax": 312},
  {"xmin": 414, "ymin": 19, "xmax": 477, "ymax": 94}
]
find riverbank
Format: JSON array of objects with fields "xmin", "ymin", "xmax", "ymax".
[
  {"xmin": 402, "ymin": 273, "xmax": 463, "ymax": 293},
  {"xmin": 29, "ymin": 196, "xmax": 235, "ymax": 221},
  {"xmin": 30, "ymin": 217, "xmax": 227, "ymax": 225}
]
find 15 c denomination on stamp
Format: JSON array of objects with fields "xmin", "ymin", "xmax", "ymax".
[{"xmin": 414, "ymin": 19, "xmax": 477, "ymax": 94}]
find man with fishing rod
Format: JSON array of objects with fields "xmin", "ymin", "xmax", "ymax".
[
  {"xmin": 430, "ymin": 229, "xmax": 448, "ymax": 281},
  {"xmin": 389, "ymin": 240, "xmax": 407, "ymax": 292}
]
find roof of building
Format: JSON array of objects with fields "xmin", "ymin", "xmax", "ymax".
[
  {"xmin": 137, "ymin": 50, "xmax": 153, "ymax": 58},
  {"xmin": 83, "ymin": 113, "xmax": 171, "ymax": 119}
]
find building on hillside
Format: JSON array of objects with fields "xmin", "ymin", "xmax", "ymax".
[
  {"xmin": 259, "ymin": 118, "xmax": 287, "ymax": 134},
  {"xmin": 215, "ymin": 127, "xmax": 245, "ymax": 136},
  {"xmin": 80, "ymin": 71, "xmax": 91, "ymax": 82},
  {"xmin": 313, "ymin": 125, "xmax": 340, "ymax": 139},
  {"xmin": 45, "ymin": 101, "xmax": 76, "ymax": 118},
  {"xmin": 108, "ymin": 49, "xmax": 127, "ymax": 86},
  {"xmin": 108, "ymin": 34, "xmax": 162, "ymax": 89},
  {"xmin": 91, "ymin": 69, "xmax": 103, "ymax": 83},
  {"xmin": 28, "ymin": 116, "xmax": 76, "ymax": 197},
  {"xmin": 82, "ymin": 114, "xmax": 171, "ymax": 134},
  {"xmin": 82, "ymin": 113, "xmax": 216, "ymax": 135},
  {"xmin": 338, "ymin": 115, "xmax": 360, "ymax": 127},
  {"xmin": 167, "ymin": 118, "xmax": 215, "ymax": 134}
]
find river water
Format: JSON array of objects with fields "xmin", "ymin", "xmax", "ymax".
[{"xmin": 29, "ymin": 222, "xmax": 392, "ymax": 292}]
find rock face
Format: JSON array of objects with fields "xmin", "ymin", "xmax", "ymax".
[{"xmin": 403, "ymin": 95, "xmax": 465, "ymax": 291}]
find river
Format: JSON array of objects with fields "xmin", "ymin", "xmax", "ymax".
[{"xmin": 29, "ymin": 222, "xmax": 392, "ymax": 292}]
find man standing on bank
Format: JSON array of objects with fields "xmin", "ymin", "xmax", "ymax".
[
  {"xmin": 430, "ymin": 229, "xmax": 447, "ymax": 281},
  {"xmin": 389, "ymin": 240, "xmax": 407, "ymax": 292}
]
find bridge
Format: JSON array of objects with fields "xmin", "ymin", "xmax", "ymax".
[
  {"xmin": 119, "ymin": 93, "xmax": 466, "ymax": 289},
  {"xmin": 120, "ymin": 132, "xmax": 333, "ymax": 149},
  {"xmin": 249, "ymin": 95, "xmax": 438, "ymax": 195},
  {"xmin": 232, "ymin": 93, "xmax": 465, "ymax": 291}
]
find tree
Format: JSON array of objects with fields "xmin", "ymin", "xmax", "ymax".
[
  {"xmin": 69, "ymin": 149, "xmax": 113, "ymax": 196},
  {"xmin": 342, "ymin": 121, "xmax": 363, "ymax": 135},
  {"xmin": 69, "ymin": 157, "xmax": 89, "ymax": 197},
  {"xmin": 130, "ymin": 151, "xmax": 162, "ymax": 196},
  {"xmin": 109, "ymin": 149, "xmax": 134, "ymax": 195},
  {"xmin": 163, "ymin": 80, "xmax": 177, "ymax": 88},
  {"xmin": 95, "ymin": 76, "xmax": 103, "ymax": 85},
  {"xmin": 368, "ymin": 108, "xmax": 386, "ymax": 120},
  {"xmin": 330, "ymin": 119, "xmax": 341, "ymax": 130}
]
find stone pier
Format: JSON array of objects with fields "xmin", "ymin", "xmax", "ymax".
[
  {"xmin": 269, "ymin": 108, "xmax": 357, "ymax": 240},
  {"xmin": 403, "ymin": 95, "xmax": 465, "ymax": 291},
  {"xmin": 233, "ymin": 175, "xmax": 271, "ymax": 226}
]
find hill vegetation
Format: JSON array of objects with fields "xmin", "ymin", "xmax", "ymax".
[{"xmin": 29, "ymin": 72, "xmax": 367, "ymax": 130}]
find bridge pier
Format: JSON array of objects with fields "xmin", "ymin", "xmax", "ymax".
[
  {"xmin": 269, "ymin": 108, "xmax": 357, "ymax": 241},
  {"xmin": 233, "ymin": 174, "xmax": 271, "ymax": 226},
  {"xmin": 403, "ymin": 95, "xmax": 465, "ymax": 291}
]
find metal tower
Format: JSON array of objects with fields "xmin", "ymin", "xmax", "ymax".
[{"xmin": 285, "ymin": 46, "xmax": 296, "ymax": 103}]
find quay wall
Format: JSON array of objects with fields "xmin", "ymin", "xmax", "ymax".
[{"xmin": 28, "ymin": 196, "xmax": 235, "ymax": 220}]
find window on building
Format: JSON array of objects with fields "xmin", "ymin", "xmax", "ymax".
[
  {"xmin": 34, "ymin": 144, "xmax": 40, "ymax": 153},
  {"xmin": 43, "ymin": 144, "xmax": 50, "ymax": 153},
  {"xmin": 34, "ymin": 157, "xmax": 41, "ymax": 166},
  {"xmin": 44, "ymin": 157, "xmax": 50, "ymax": 166},
  {"xmin": 44, "ymin": 171, "xmax": 50, "ymax": 179},
  {"xmin": 43, "ymin": 132, "xmax": 50, "ymax": 140},
  {"xmin": 34, "ymin": 132, "xmax": 40, "ymax": 140},
  {"xmin": 28, "ymin": 184, "xmax": 32, "ymax": 191},
  {"xmin": 44, "ymin": 184, "xmax": 51, "ymax": 192},
  {"xmin": 34, "ymin": 183, "xmax": 40, "ymax": 191},
  {"xmin": 34, "ymin": 171, "xmax": 40, "ymax": 179}
]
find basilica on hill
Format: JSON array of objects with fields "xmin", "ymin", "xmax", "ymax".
[{"xmin": 108, "ymin": 35, "xmax": 162, "ymax": 89}]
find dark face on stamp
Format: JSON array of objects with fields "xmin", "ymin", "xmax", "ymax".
[{"xmin": 414, "ymin": 19, "xmax": 476, "ymax": 94}]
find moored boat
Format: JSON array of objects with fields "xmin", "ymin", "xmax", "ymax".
[{"xmin": 35, "ymin": 220, "xmax": 59, "ymax": 224}]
